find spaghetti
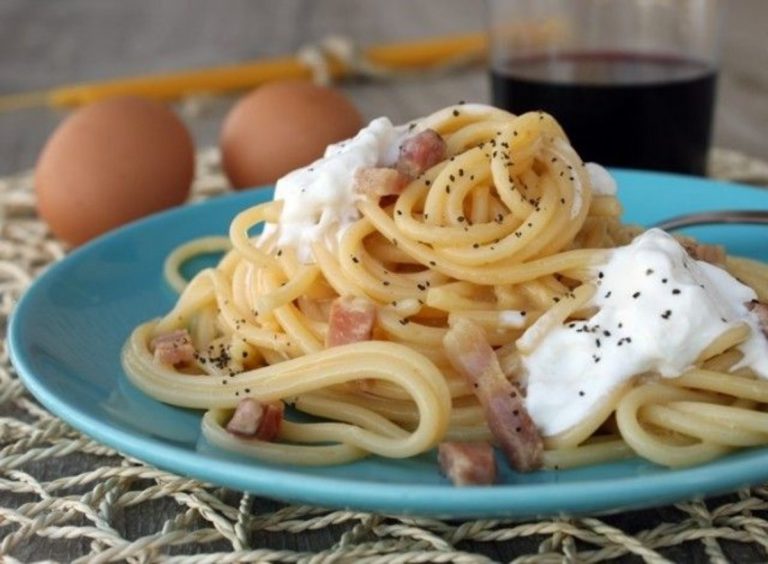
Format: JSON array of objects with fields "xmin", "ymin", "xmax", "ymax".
[{"xmin": 122, "ymin": 104, "xmax": 768, "ymax": 476}]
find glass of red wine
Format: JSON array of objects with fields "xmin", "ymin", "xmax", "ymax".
[{"xmin": 489, "ymin": 0, "xmax": 724, "ymax": 175}]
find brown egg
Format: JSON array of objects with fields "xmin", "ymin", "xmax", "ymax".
[
  {"xmin": 36, "ymin": 96, "xmax": 195, "ymax": 246},
  {"xmin": 220, "ymin": 81, "xmax": 363, "ymax": 189}
]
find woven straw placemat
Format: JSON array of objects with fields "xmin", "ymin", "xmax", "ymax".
[{"xmin": 2, "ymin": 149, "xmax": 768, "ymax": 563}]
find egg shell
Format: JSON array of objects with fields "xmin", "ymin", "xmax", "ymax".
[
  {"xmin": 35, "ymin": 96, "xmax": 195, "ymax": 246},
  {"xmin": 220, "ymin": 81, "xmax": 363, "ymax": 189}
]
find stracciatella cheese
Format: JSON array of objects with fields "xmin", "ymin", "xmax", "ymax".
[
  {"xmin": 260, "ymin": 117, "xmax": 407, "ymax": 263},
  {"xmin": 523, "ymin": 229, "xmax": 768, "ymax": 436}
]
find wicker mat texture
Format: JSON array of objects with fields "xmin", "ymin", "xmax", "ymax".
[{"xmin": 2, "ymin": 148, "xmax": 768, "ymax": 564}]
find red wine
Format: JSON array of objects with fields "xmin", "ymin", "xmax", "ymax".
[{"xmin": 491, "ymin": 53, "xmax": 717, "ymax": 175}]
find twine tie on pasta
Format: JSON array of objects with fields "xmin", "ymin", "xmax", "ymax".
[
  {"xmin": 297, "ymin": 36, "xmax": 393, "ymax": 86},
  {"xmin": 296, "ymin": 35, "xmax": 485, "ymax": 86}
]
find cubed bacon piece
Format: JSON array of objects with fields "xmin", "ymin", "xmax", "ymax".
[
  {"xmin": 396, "ymin": 129, "xmax": 447, "ymax": 177},
  {"xmin": 226, "ymin": 398, "xmax": 284, "ymax": 441},
  {"xmin": 326, "ymin": 295, "xmax": 377, "ymax": 347},
  {"xmin": 354, "ymin": 167, "xmax": 411, "ymax": 198},
  {"xmin": 226, "ymin": 398, "xmax": 264, "ymax": 436},
  {"xmin": 438, "ymin": 441, "xmax": 496, "ymax": 486},
  {"xmin": 444, "ymin": 318, "xmax": 543, "ymax": 472},
  {"xmin": 256, "ymin": 401, "xmax": 284, "ymax": 441},
  {"xmin": 747, "ymin": 300, "xmax": 768, "ymax": 338},
  {"xmin": 151, "ymin": 329, "xmax": 196, "ymax": 367},
  {"xmin": 680, "ymin": 239, "xmax": 726, "ymax": 265}
]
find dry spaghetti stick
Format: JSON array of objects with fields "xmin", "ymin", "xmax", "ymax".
[{"xmin": 0, "ymin": 33, "xmax": 487, "ymax": 111}]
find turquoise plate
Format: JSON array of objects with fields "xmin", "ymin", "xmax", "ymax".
[{"xmin": 8, "ymin": 170, "xmax": 768, "ymax": 518}]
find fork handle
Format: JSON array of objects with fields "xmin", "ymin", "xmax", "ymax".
[{"xmin": 653, "ymin": 210, "xmax": 768, "ymax": 231}]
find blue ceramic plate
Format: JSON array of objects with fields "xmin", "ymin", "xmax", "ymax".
[{"xmin": 8, "ymin": 170, "xmax": 768, "ymax": 518}]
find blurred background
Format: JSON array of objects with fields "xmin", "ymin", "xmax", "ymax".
[{"xmin": 0, "ymin": 0, "xmax": 765, "ymax": 176}]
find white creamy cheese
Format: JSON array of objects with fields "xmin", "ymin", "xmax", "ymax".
[
  {"xmin": 260, "ymin": 117, "xmax": 408, "ymax": 263},
  {"xmin": 585, "ymin": 162, "xmax": 617, "ymax": 196},
  {"xmin": 523, "ymin": 229, "xmax": 768, "ymax": 436}
]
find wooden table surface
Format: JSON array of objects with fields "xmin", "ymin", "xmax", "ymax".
[{"xmin": 1, "ymin": 1, "xmax": 767, "ymax": 562}]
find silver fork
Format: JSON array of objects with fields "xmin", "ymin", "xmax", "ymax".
[{"xmin": 653, "ymin": 210, "xmax": 768, "ymax": 231}]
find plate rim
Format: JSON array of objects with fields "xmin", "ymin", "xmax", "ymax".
[{"xmin": 8, "ymin": 169, "xmax": 768, "ymax": 518}]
